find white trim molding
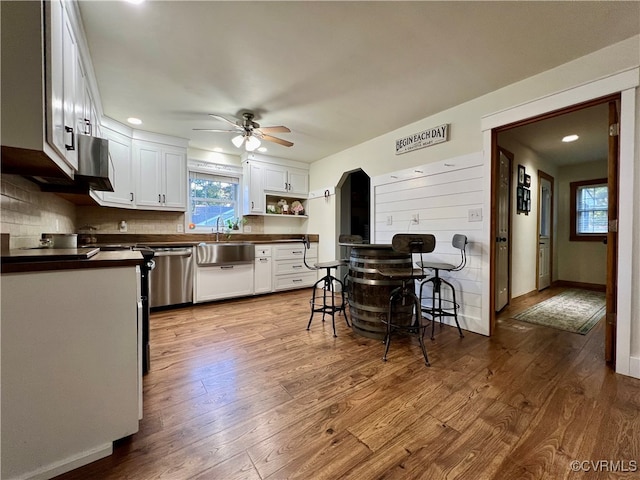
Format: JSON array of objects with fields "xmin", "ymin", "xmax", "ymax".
[{"xmin": 482, "ymin": 68, "xmax": 639, "ymax": 378}]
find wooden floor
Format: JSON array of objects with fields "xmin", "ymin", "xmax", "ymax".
[{"xmin": 55, "ymin": 287, "xmax": 640, "ymax": 480}]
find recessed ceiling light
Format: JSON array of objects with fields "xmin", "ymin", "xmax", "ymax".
[
  {"xmin": 125, "ymin": 0, "xmax": 145, "ymax": 4},
  {"xmin": 562, "ymin": 134, "xmax": 579, "ymax": 143},
  {"xmin": 257, "ymin": 147, "xmax": 267, "ymax": 153},
  {"xmin": 127, "ymin": 117, "xmax": 142, "ymax": 125},
  {"xmin": 213, "ymin": 147, "xmax": 223, "ymax": 153}
]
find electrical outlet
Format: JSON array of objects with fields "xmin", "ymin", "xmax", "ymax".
[
  {"xmin": 411, "ymin": 214, "xmax": 419, "ymax": 224},
  {"xmin": 177, "ymin": 224, "xmax": 184, "ymax": 233},
  {"xmin": 387, "ymin": 215, "xmax": 393, "ymax": 225},
  {"xmin": 468, "ymin": 208, "xmax": 483, "ymax": 222},
  {"xmin": 119, "ymin": 220, "xmax": 128, "ymax": 232},
  {"xmin": 244, "ymin": 225, "xmax": 252, "ymax": 233}
]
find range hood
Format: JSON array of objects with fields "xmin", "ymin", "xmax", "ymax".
[
  {"xmin": 27, "ymin": 134, "xmax": 114, "ymax": 193},
  {"xmin": 74, "ymin": 134, "xmax": 113, "ymax": 191}
]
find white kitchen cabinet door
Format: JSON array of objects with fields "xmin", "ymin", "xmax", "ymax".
[
  {"xmin": 244, "ymin": 161, "xmax": 265, "ymax": 214},
  {"xmin": 48, "ymin": 0, "xmax": 65, "ymax": 158},
  {"xmin": 287, "ymin": 167, "xmax": 309, "ymax": 196},
  {"xmin": 162, "ymin": 147, "xmax": 187, "ymax": 210},
  {"xmin": 254, "ymin": 256, "xmax": 273, "ymax": 294},
  {"xmin": 61, "ymin": 4, "xmax": 78, "ymax": 169},
  {"xmin": 134, "ymin": 140, "xmax": 186, "ymax": 211},
  {"xmin": 263, "ymin": 163, "xmax": 288, "ymax": 193},
  {"xmin": 135, "ymin": 142, "xmax": 163, "ymax": 208},
  {"xmin": 101, "ymin": 128, "xmax": 135, "ymax": 207},
  {"xmin": 47, "ymin": 0, "xmax": 78, "ymax": 170}
]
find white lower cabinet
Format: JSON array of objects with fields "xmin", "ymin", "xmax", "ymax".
[
  {"xmin": 272, "ymin": 242, "xmax": 318, "ymax": 291},
  {"xmin": 1, "ymin": 266, "xmax": 140, "ymax": 480},
  {"xmin": 254, "ymin": 245, "xmax": 273, "ymax": 294},
  {"xmin": 195, "ymin": 263, "xmax": 254, "ymax": 302}
]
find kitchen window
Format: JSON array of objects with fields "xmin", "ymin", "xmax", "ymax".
[
  {"xmin": 187, "ymin": 170, "xmax": 239, "ymax": 231},
  {"xmin": 570, "ymin": 178, "xmax": 608, "ymax": 241}
]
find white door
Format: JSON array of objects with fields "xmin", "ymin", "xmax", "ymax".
[
  {"xmin": 495, "ymin": 150, "xmax": 510, "ymax": 311},
  {"xmin": 538, "ymin": 174, "xmax": 553, "ymax": 290}
]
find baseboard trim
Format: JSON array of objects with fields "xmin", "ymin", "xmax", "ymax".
[
  {"xmin": 553, "ymin": 280, "xmax": 606, "ymax": 292},
  {"xmin": 20, "ymin": 443, "xmax": 112, "ymax": 480}
]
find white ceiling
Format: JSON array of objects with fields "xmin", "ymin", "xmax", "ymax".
[
  {"xmin": 77, "ymin": 1, "xmax": 640, "ymax": 164},
  {"xmin": 500, "ymin": 102, "xmax": 611, "ymax": 166}
]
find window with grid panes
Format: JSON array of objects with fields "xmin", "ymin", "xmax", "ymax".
[
  {"xmin": 187, "ymin": 171, "xmax": 239, "ymax": 231},
  {"xmin": 570, "ymin": 178, "xmax": 608, "ymax": 241}
]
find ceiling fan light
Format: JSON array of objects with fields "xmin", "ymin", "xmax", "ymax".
[
  {"xmin": 245, "ymin": 136, "xmax": 261, "ymax": 151},
  {"xmin": 231, "ymin": 135, "xmax": 245, "ymax": 148}
]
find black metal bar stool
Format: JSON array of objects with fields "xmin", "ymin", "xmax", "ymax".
[
  {"xmin": 302, "ymin": 236, "xmax": 349, "ymax": 337},
  {"xmin": 377, "ymin": 233, "xmax": 436, "ymax": 366},
  {"xmin": 417, "ymin": 234, "xmax": 467, "ymax": 340}
]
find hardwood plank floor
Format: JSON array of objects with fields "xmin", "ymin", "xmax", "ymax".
[{"xmin": 54, "ymin": 287, "xmax": 640, "ymax": 479}]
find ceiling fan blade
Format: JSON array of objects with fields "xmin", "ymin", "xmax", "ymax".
[
  {"xmin": 192, "ymin": 128, "xmax": 239, "ymax": 133},
  {"xmin": 261, "ymin": 134, "xmax": 294, "ymax": 147},
  {"xmin": 208, "ymin": 113, "xmax": 241, "ymax": 128},
  {"xmin": 256, "ymin": 126, "xmax": 291, "ymax": 134}
]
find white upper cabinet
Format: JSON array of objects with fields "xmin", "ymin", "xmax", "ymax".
[
  {"xmin": 241, "ymin": 153, "xmax": 309, "ymax": 215},
  {"xmin": 1, "ymin": 1, "xmax": 99, "ymax": 178},
  {"xmin": 48, "ymin": 0, "xmax": 80, "ymax": 169},
  {"xmin": 287, "ymin": 167, "xmax": 309, "ymax": 196},
  {"xmin": 101, "ymin": 126, "xmax": 135, "ymax": 208},
  {"xmin": 134, "ymin": 139, "xmax": 187, "ymax": 211},
  {"xmin": 243, "ymin": 161, "xmax": 266, "ymax": 214},
  {"xmin": 263, "ymin": 163, "xmax": 309, "ymax": 196}
]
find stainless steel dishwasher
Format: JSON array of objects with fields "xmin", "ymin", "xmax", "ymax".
[{"xmin": 149, "ymin": 247, "xmax": 194, "ymax": 308}]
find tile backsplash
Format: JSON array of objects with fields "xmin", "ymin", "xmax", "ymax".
[
  {"xmin": 1, "ymin": 175, "xmax": 76, "ymax": 249},
  {"xmin": 76, "ymin": 207, "xmax": 265, "ymax": 234}
]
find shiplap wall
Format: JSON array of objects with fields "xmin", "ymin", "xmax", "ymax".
[{"xmin": 372, "ymin": 152, "xmax": 485, "ymax": 335}]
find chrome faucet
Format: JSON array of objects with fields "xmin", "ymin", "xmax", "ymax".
[{"xmin": 215, "ymin": 217, "xmax": 222, "ymax": 242}]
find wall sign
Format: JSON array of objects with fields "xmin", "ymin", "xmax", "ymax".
[{"xmin": 395, "ymin": 124, "xmax": 449, "ymax": 155}]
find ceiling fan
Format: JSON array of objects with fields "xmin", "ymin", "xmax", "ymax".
[{"xmin": 193, "ymin": 112, "xmax": 293, "ymax": 151}]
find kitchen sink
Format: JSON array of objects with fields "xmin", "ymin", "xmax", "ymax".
[{"xmin": 196, "ymin": 242, "xmax": 254, "ymax": 266}]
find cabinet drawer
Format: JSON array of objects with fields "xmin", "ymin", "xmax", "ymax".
[
  {"xmin": 255, "ymin": 245, "xmax": 272, "ymax": 257},
  {"xmin": 273, "ymin": 271, "xmax": 317, "ymax": 291},
  {"xmin": 273, "ymin": 243, "xmax": 316, "ymax": 260},
  {"xmin": 273, "ymin": 258, "xmax": 314, "ymax": 276}
]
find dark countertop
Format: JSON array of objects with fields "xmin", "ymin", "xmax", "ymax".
[
  {"xmin": 1, "ymin": 249, "xmax": 144, "ymax": 274},
  {"xmin": 89, "ymin": 233, "xmax": 317, "ymax": 246}
]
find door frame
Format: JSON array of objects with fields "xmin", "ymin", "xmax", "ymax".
[
  {"xmin": 536, "ymin": 170, "xmax": 554, "ymax": 291},
  {"xmin": 482, "ymin": 68, "xmax": 637, "ymax": 377}
]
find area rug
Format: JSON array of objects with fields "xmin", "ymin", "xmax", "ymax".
[{"xmin": 513, "ymin": 289, "xmax": 606, "ymax": 335}]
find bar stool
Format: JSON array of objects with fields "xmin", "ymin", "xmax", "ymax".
[
  {"xmin": 417, "ymin": 234, "xmax": 467, "ymax": 340},
  {"xmin": 377, "ymin": 233, "xmax": 436, "ymax": 366},
  {"xmin": 302, "ymin": 236, "xmax": 349, "ymax": 337}
]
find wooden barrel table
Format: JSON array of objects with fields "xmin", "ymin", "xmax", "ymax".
[{"xmin": 347, "ymin": 245, "xmax": 414, "ymax": 339}]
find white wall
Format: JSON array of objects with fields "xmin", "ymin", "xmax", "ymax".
[
  {"xmin": 309, "ymin": 35, "xmax": 639, "ymax": 250},
  {"xmin": 372, "ymin": 153, "xmax": 485, "ymax": 334},
  {"xmin": 307, "ymin": 35, "xmax": 640, "ymax": 377},
  {"xmin": 557, "ymin": 160, "xmax": 608, "ymax": 285}
]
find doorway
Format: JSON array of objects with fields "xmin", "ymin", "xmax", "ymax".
[
  {"xmin": 491, "ymin": 95, "xmax": 619, "ymax": 364},
  {"xmin": 338, "ymin": 169, "xmax": 370, "ymax": 277}
]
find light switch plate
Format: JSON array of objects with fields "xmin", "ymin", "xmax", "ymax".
[{"xmin": 468, "ymin": 208, "xmax": 482, "ymax": 222}]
